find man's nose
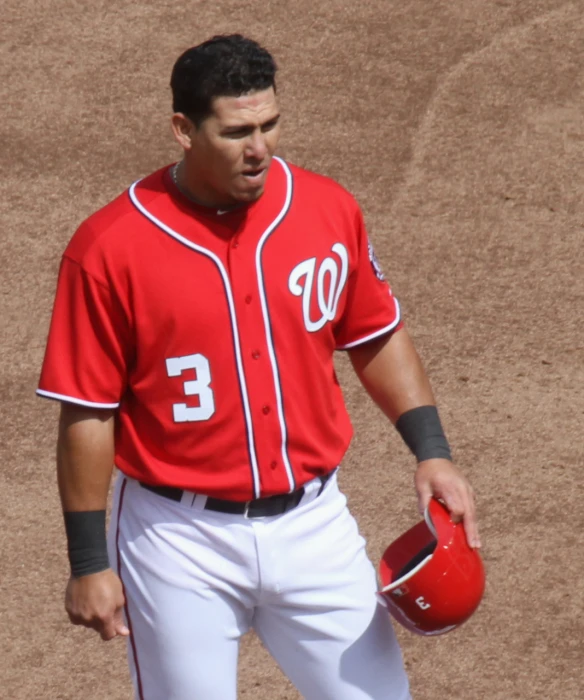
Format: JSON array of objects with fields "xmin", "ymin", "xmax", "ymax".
[{"xmin": 245, "ymin": 130, "xmax": 267, "ymax": 161}]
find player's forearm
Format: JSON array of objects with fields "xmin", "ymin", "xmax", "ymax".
[
  {"xmin": 57, "ymin": 403, "xmax": 116, "ymax": 511},
  {"xmin": 57, "ymin": 403, "xmax": 116, "ymax": 577},
  {"xmin": 348, "ymin": 327, "xmax": 436, "ymax": 424},
  {"xmin": 349, "ymin": 327, "xmax": 452, "ymax": 463}
]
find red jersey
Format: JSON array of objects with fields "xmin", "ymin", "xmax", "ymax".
[{"xmin": 38, "ymin": 158, "xmax": 402, "ymax": 500}]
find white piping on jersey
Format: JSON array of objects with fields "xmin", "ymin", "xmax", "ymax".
[
  {"xmin": 254, "ymin": 156, "xmax": 295, "ymax": 493},
  {"xmin": 336, "ymin": 297, "xmax": 402, "ymax": 350},
  {"xmin": 36, "ymin": 389, "xmax": 120, "ymax": 409},
  {"xmin": 128, "ymin": 181, "xmax": 263, "ymax": 499}
]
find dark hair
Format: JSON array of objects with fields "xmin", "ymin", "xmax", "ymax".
[{"xmin": 170, "ymin": 34, "xmax": 277, "ymax": 126}]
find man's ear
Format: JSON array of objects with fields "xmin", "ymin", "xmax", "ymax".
[{"xmin": 171, "ymin": 113, "xmax": 196, "ymax": 150}]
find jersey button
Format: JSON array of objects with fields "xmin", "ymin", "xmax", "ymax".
[
  {"xmin": 262, "ymin": 405, "xmax": 271, "ymax": 415},
  {"xmin": 270, "ymin": 461, "xmax": 278, "ymax": 470},
  {"xmin": 252, "ymin": 350, "xmax": 261, "ymax": 360},
  {"xmin": 245, "ymin": 295, "xmax": 252, "ymax": 304},
  {"xmin": 232, "ymin": 239, "xmax": 240, "ymax": 249}
]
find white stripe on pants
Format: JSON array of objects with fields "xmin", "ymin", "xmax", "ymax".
[{"xmin": 108, "ymin": 473, "xmax": 411, "ymax": 700}]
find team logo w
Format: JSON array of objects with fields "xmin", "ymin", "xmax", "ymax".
[{"xmin": 288, "ymin": 243, "xmax": 349, "ymax": 332}]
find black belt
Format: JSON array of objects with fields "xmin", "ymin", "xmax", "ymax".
[{"xmin": 139, "ymin": 472, "xmax": 333, "ymax": 518}]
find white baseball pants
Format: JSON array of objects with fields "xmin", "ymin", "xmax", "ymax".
[{"xmin": 108, "ymin": 472, "xmax": 411, "ymax": 700}]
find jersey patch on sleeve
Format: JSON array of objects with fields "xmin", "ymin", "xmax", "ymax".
[{"xmin": 368, "ymin": 239, "xmax": 386, "ymax": 281}]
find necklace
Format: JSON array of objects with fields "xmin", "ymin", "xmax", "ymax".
[{"xmin": 170, "ymin": 163, "xmax": 184, "ymax": 191}]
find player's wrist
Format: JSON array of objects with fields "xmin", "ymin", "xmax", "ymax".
[
  {"xmin": 63, "ymin": 510, "xmax": 110, "ymax": 578},
  {"xmin": 395, "ymin": 405, "xmax": 452, "ymax": 463}
]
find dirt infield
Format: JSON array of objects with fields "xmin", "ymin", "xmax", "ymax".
[{"xmin": 1, "ymin": 1, "xmax": 583, "ymax": 698}]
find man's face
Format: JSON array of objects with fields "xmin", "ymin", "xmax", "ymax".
[{"xmin": 184, "ymin": 87, "xmax": 281, "ymax": 208}]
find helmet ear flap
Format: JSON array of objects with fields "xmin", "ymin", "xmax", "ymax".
[{"xmin": 379, "ymin": 498, "xmax": 485, "ymax": 636}]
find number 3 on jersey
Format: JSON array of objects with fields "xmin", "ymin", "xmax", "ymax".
[{"xmin": 165, "ymin": 353, "xmax": 215, "ymax": 422}]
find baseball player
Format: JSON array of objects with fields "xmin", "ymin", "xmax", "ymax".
[{"xmin": 38, "ymin": 34, "xmax": 480, "ymax": 700}]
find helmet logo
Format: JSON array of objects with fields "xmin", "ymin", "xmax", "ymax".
[{"xmin": 415, "ymin": 596, "xmax": 431, "ymax": 610}]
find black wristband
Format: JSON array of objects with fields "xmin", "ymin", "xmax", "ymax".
[
  {"xmin": 63, "ymin": 510, "xmax": 110, "ymax": 578},
  {"xmin": 395, "ymin": 405, "xmax": 452, "ymax": 463}
]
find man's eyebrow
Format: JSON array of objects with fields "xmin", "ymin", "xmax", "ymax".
[
  {"xmin": 221, "ymin": 114, "xmax": 281, "ymax": 132},
  {"xmin": 221, "ymin": 123, "xmax": 252, "ymax": 133}
]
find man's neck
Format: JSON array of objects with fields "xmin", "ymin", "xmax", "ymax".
[{"xmin": 171, "ymin": 162, "xmax": 241, "ymax": 213}]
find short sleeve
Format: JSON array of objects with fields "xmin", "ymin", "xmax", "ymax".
[
  {"xmin": 334, "ymin": 208, "xmax": 403, "ymax": 349},
  {"xmin": 37, "ymin": 256, "xmax": 130, "ymax": 407}
]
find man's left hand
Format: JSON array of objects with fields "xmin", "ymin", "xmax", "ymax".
[{"xmin": 414, "ymin": 458, "xmax": 481, "ymax": 549}]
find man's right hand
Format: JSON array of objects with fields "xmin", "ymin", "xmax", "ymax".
[{"xmin": 65, "ymin": 569, "xmax": 130, "ymax": 641}]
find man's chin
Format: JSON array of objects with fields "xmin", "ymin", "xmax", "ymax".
[{"xmin": 233, "ymin": 185, "xmax": 266, "ymax": 204}]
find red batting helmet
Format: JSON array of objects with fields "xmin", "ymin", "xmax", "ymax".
[{"xmin": 379, "ymin": 498, "xmax": 485, "ymax": 636}]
